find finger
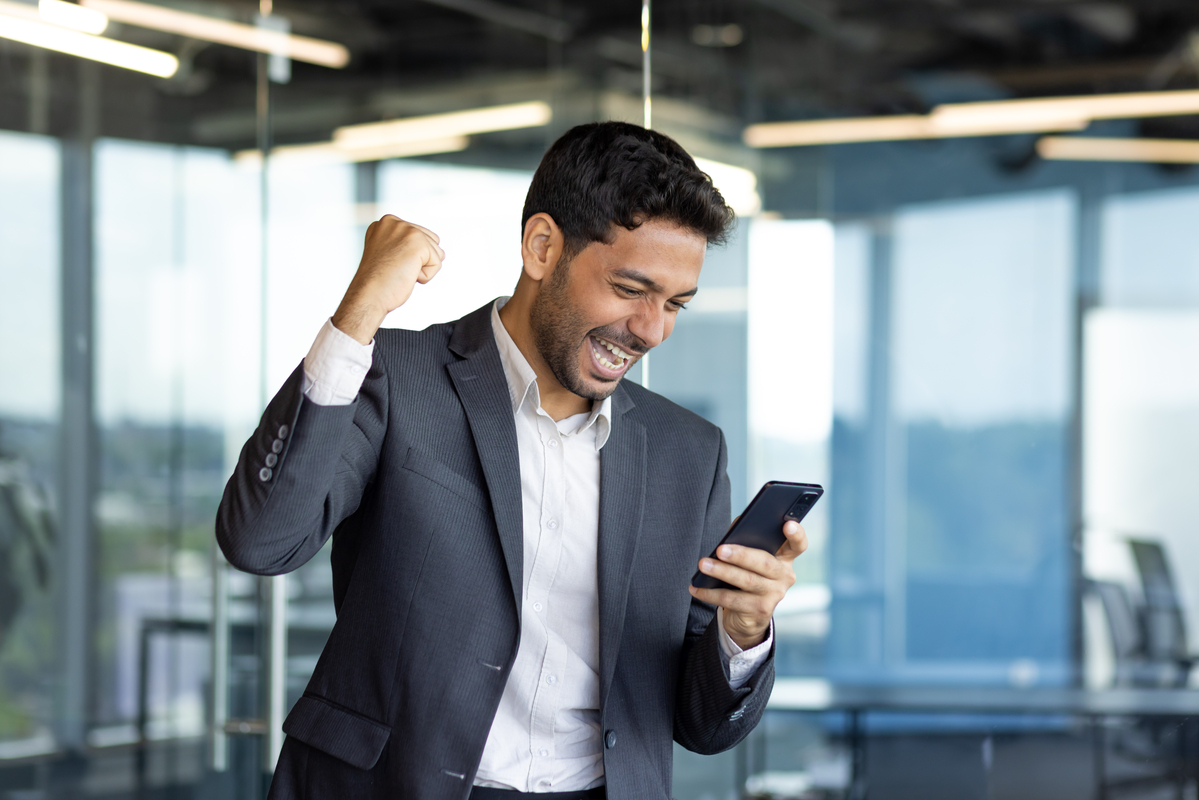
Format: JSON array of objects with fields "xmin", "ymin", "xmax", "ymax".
[
  {"xmin": 417, "ymin": 261, "xmax": 442, "ymax": 284},
  {"xmin": 776, "ymin": 522, "xmax": 809, "ymax": 561},
  {"xmin": 715, "ymin": 544, "xmax": 786, "ymax": 580},
  {"xmin": 409, "ymin": 222, "xmax": 441, "ymax": 244},
  {"xmin": 697, "ymin": 556, "xmax": 773, "ymax": 595},
  {"xmin": 416, "ymin": 247, "xmax": 443, "ymax": 282},
  {"xmin": 689, "ymin": 585, "xmax": 774, "ymax": 616}
]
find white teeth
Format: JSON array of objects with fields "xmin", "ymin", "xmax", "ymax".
[{"xmin": 596, "ymin": 337, "xmax": 632, "ymax": 361}]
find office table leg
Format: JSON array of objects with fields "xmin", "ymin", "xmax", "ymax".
[
  {"xmin": 1092, "ymin": 714, "xmax": 1107, "ymax": 800},
  {"xmin": 847, "ymin": 709, "xmax": 867, "ymax": 800},
  {"xmin": 735, "ymin": 734, "xmax": 747, "ymax": 800}
]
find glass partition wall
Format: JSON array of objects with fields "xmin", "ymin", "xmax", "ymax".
[{"xmin": 6, "ymin": 3, "xmax": 1199, "ymax": 799}]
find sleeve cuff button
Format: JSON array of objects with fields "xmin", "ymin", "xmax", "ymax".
[
  {"xmin": 277, "ymin": 424, "xmax": 289, "ymax": 439},
  {"xmin": 259, "ymin": 467, "xmax": 273, "ymax": 482}
]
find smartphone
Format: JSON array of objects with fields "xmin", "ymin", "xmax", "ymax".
[{"xmin": 691, "ymin": 481, "xmax": 824, "ymax": 590}]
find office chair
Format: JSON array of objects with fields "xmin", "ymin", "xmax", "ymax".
[
  {"xmin": 1129, "ymin": 540, "xmax": 1196, "ymax": 688},
  {"xmin": 1089, "ymin": 580, "xmax": 1145, "ymax": 687},
  {"xmin": 1087, "ymin": 566, "xmax": 1197, "ymax": 798}
]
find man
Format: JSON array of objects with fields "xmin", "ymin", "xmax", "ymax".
[{"xmin": 217, "ymin": 121, "xmax": 808, "ymax": 800}]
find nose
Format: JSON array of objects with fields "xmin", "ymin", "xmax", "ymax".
[{"xmin": 626, "ymin": 303, "xmax": 669, "ymax": 351}]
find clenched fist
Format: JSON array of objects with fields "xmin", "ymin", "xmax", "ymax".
[{"xmin": 332, "ymin": 215, "xmax": 445, "ymax": 344}]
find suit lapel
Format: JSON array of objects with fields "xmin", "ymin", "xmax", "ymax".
[
  {"xmin": 447, "ymin": 304, "xmax": 524, "ymax": 614},
  {"xmin": 597, "ymin": 388, "xmax": 646, "ymax": 707}
]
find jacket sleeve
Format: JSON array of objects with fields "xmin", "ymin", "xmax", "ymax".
[
  {"xmin": 215, "ymin": 355, "xmax": 388, "ymax": 575},
  {"xmin": 673, "ymin": 429, "xmax": 775, "ymax": 754}
]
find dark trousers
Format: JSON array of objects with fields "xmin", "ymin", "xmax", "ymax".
[{"xmin": 468, "ymin": 787, "xmax": 605, "ymax": 800}]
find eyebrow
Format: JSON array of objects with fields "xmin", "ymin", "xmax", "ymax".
[{"xmin": 612, "ymin": 268, "xmax": 699, "ymax": 299}]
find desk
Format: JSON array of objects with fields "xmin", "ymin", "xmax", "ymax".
[{"xmin": 764, "ymin": 679, "xmax": 1199, "ymax": 800}]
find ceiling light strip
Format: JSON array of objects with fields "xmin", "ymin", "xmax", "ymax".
[
  {"xmin": 39, "ymin": 0, "xmax": 108, "ymax": 34},
  {"xmin": 235, "ymin": 135, "xmax": 471, "ymax": 165},
  {"xmin": 747, "ymin": 89, "xmax": 1199, "ymax": 148},
  {"xmin": 0, "ymin": 10, "xmax": 177, "ymax": 76},
  {"xmin": 333, "ymin": 102, "xmax": 552, "ymax": 149},
  {"xmin": 79, "ymin": 0, "xmax": 349, "ymax": 68},
  {"xmin": 1037, "ymin": 136, "xmax": 1199, "ymax": 163},
  {"xmin": 937, "ymin": 90, "xmax": 1199, "ymax": 128},
  {"xmin": 744, "ymin": 112, "xmax": 1088, "ymax": 147}
]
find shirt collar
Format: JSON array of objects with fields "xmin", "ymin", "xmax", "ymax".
[{"xmin": 491, "ymin": 298, "xmax": 612, "ymax": 450}]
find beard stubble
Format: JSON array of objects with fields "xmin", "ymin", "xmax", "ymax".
[{"xmin": 529, "ymin": 263, "xmax": 631, "ymax": 402}]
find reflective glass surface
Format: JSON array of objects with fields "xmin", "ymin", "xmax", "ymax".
[
  {"xmin": 5, "ymin": 3, "xmax": 1199, "ymax": 797},
  {"xmin": 0, "ymin": 130, "xmax": 59, "ymax": 752}
]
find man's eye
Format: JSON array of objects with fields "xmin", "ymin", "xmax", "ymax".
[
  {"xmin": 617, "ymin": 285, "xmax": 640, "ymax": 297},
  {"xmin": 671, "ymin": 301, "xmax": 688, "ymax": 311}
]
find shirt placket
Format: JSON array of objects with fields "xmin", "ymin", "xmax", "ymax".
[{"xmin": 525, "ymin": 411, "xmax": 568, "ymax": 791}]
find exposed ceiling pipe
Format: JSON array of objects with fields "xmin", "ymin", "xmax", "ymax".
[{"xmin": 417, "ymin": 0, "xmax": 572, "ymax": 43}]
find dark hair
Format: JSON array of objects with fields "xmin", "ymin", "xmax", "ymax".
[{"xmin": 521, "ymin": 121, "xmax": 735, "ymax": 259}]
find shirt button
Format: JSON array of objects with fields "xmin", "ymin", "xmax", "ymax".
[
  {"xmin": 546, "ymin": 674, "xmax": 556, "ymax": 685},
  {"xmin": 538, "ymin": 749, "xmax": 549, "ymax": 758},
  {"xmin": 533, "ymin": 602, "xmax": 543, "ymax": 612},
  {"xmin": 547, "ymin": 519, "xmax": 558, "ymax": 530},
  {"xmin": 548, "ymin": 439, "xmax": 558, "ymax": 448}
]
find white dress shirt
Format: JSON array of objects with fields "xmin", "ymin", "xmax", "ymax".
[{"xmin": 300, "ymin": 299, "xmax": 772, "ymax": 792}]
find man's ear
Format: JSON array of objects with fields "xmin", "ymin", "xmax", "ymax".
[{"xmin": 521, "ymin": 213, "xmax": 564, "ymax": 282}]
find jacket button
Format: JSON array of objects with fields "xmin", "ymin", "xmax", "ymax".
[
  {"xmin": 604, "ymin": 729, "xmax": 616, "ymax": 749},
  {"xmin": 265, "ymin": 453, "xmax": 278, "ymax": 468},
  {"xmin": 259, "ymin": 467, "xmax": 272, "ymax": 482},
  {"xmin": 277, "ymin": 424, "xmax": 289, "ymax": 439},
  {"xmin": 271, "ymin": 439, "xmax": 284, "ymax": 454}
]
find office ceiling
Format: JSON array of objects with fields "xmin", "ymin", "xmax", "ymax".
[{"xmin": 3, "ymin": 0, "xmax": 1199, "ymax": 152}]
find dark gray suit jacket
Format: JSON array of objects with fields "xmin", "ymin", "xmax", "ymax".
[{"xmin": 216, "ymin": 301, "xmax": 774, "ymax": 799}]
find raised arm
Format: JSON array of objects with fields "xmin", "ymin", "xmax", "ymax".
[{"xmin": 215, "ymin": 216, "xmax": 445, "ymax": 575}]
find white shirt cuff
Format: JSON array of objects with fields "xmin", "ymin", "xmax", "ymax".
[
  {"xmin": 301, "ymin": 318, "xmax": 374, "ymax": 406},
  {"xmin": 716, "ymin": 607, "xmax": 773, "ymax": 690}
]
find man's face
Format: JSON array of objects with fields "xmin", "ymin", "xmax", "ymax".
[{"xmin": 530, "ymin": 219, "xmax": 706, "ymax": 401}]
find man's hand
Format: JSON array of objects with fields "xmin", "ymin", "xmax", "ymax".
[
  {"xmin": 688, "ymin": 521, "xmax": 808, "ymax": 650},
  {"xmin": 332, "ymin": 215, "xmax": 446, "ymax": 344}
]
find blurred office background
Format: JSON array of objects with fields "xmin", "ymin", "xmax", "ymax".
[{"xmin": 4, "ymin": 0, "xmax": 1199, "ymax": 798}]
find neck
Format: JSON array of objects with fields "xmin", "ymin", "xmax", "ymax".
[{"xmin": 498, "ymin": 286, "xmax": 591, "ymax": 421}]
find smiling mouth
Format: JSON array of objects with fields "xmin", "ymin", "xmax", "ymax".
[{"xmin": 589, "ymin": 335, "xmax": 637, "ymax": 374}]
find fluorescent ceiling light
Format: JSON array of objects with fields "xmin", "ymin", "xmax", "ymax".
[
  {"xmin": 334, "ymin": 102, "xmax": 552, "ymax": 149},
  {"xmin": 745, "ymin": 109, "xmax": 1088, "ymax": 148},
  {"xmin": 747, "ymin": 115, "xmax": 934, "ymax": 147},
  {"xmin": 79, "ymin": 0, "xmax": 349, "ymax": 68},
  {"xmin": 1037, "ymin": 136, "xmax": 1199, "ymax": 163},
  {"xmin": 746, "ymin": 89, "xmax": 1199, "ymax": 148},
  {"xmin": 39, "ymin": 0, "xmax": 107, "ymax": 34},
  {"xmin": 694, "ymin": 157, "xmax": 760, "ymax": 216},
  {"xmin": 235, "ymin": 135, "xmax": 470, "ymax": 166},
  {"xmin": 938, "ymin": 90, "xmax": 1199, "ymax": 128},
  {"xmin": 0, "ymin": 9, "xmax": 177, "ymax": 76}
]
